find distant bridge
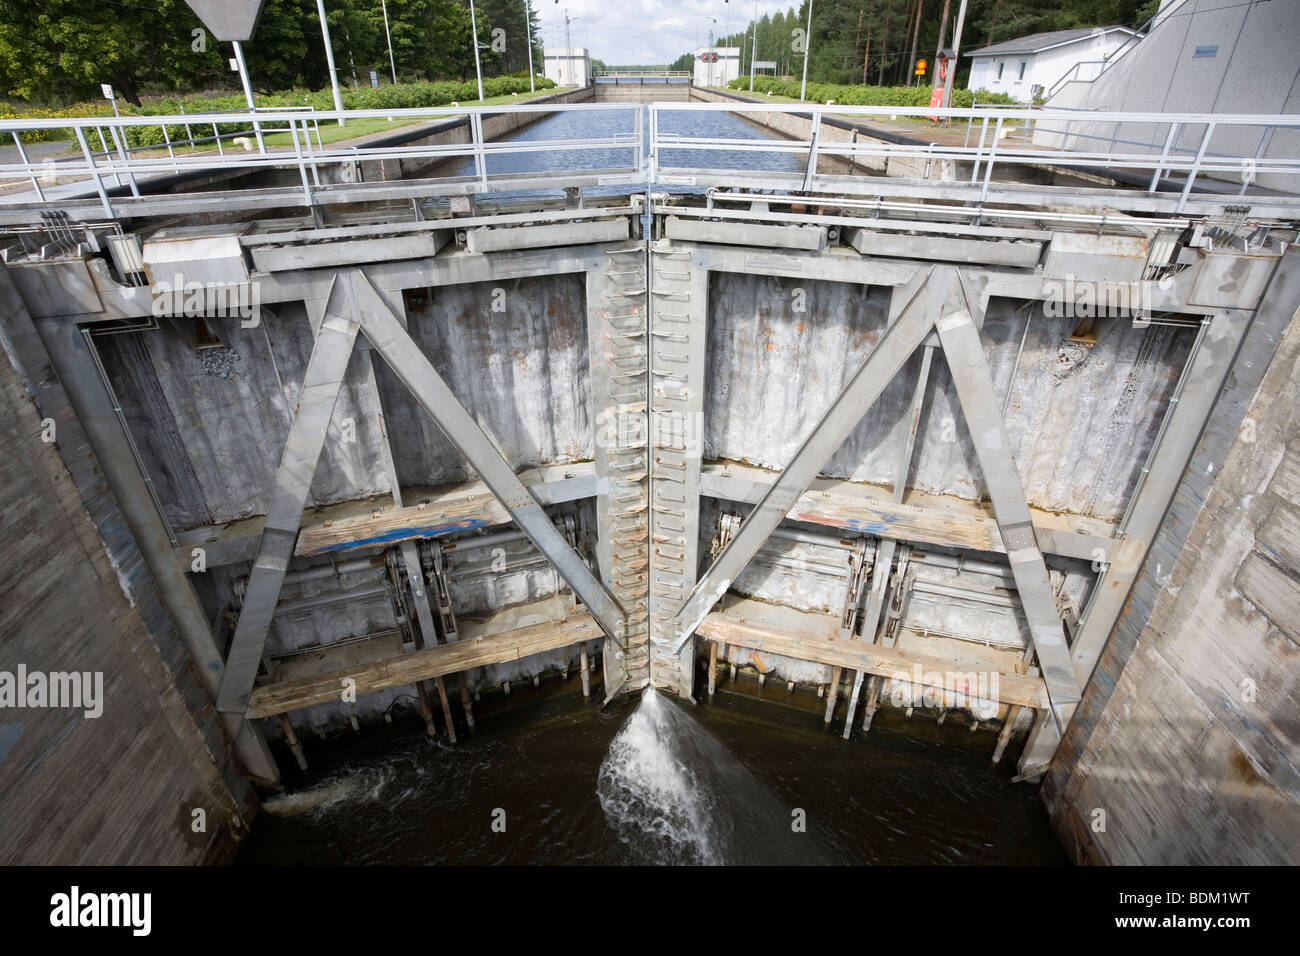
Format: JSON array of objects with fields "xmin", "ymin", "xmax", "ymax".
[{"xmin": 592, "ymin": 71, "xmax": 692, "ymax": 83}]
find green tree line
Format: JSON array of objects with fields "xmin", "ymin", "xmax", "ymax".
[
  {"xmin": 0, "ymin": 0, "xmax": 545, "ymax": 106},
  {"xmin": 696, "ymin": 0, "xmax": 1160, "ymax": 88}
]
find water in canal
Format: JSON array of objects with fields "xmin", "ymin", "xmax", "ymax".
[
  {"xmin": 238, "ymin": 686, "xmax": 1066, "ymax": 865},
  {"xmin": 447, "ymin": 101, "xmax": 806, "ymax": 183}
]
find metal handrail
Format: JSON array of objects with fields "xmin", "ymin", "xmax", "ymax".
[
  {"xmin": 1044, "ymin": 3, "xmax": 1177, "ymax": 100},
  {"xmin": 2, "ymin": 101, "xmax": 1298, "ymax": 220},
  {"xmin": 0, "ymin": 103, "xmax": 647, "ymax": 218},
  {"xmin": 648, "ymin": 102, "xmax": 1300, "ymax": 215}
]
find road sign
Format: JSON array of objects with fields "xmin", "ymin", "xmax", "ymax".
[
  {"xmin": 915, "ymin": 58, "xmax": 927, "ymax": 76},
  {"xmin": 370, "ymin": 70, "xmax": 379, "ymax": 88},
  {"xmin": 754, "ymin": 60, "xmax": 777, "ymax": 70},
  {"xmin": 100, "ymin": 84, "xmax": 114, "ymax": 100}
]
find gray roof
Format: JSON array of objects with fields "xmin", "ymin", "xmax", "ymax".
[{"xmin": 966, "ymin": 26, "xmax": 1136, "ymax": 58}]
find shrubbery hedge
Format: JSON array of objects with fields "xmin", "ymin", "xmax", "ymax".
[
  {"xmin": 4, "ymin": 75, "xmax": 557, "ymax": 147},
  {"xmin": 724, "ymin": 75, "xmax": 1018, "ymax": 109}
]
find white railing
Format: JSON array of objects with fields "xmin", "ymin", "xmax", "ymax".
[
  {"xmin": 1, "ymin": 101, "xmax": 1298, "ymax": 220},
  {"xmin": 0, "ymin": 103, "xmax": 645, "ymax": 217},
  {"xmin": 646, "ymin": 102, "xmax": 1300, "ymax": 216}
]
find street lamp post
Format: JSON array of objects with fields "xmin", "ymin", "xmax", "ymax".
[
  {"xmin": 748, "ymin": 0, "xmax": 758, "ymax": 91},
  {"xmin": 315, "ymin": 0, "xmax": 346, "ymax": 126},
  {"xmin": 799, "ymin": 0, "xmax": 813, "ymax": 101},
  {"xmin": 525, "ymin": 0, "xmax": 536, "ymax": 92},
  {"xmin": 469, "ymin": 0, "xmax": 486, "ymax": 101},
  {"xmin": 381, "ymin": 0, "xmax": 397, "ymax": 84},
  {"xmin": 940, "ymin": 0, "xmax": 969, "ymax": 117},
  {"xmin": 705, "ymin": 17, "xmax": 719, "ymax": 88}
]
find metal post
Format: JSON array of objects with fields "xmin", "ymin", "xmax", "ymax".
[
  {"xmin": 218, "ymin": 276, "xmax": 361, "ymax": 715},
  {"xmin": 1177, "ymin": 121, "xmax": 1216, "ymax": 213},
  {"xmin": 12, "ymin": 133, "xmax": 45, "ymax": 203},
  {"xmin": 800, "ymin": 0, "xmax": 813, "ymax": 102},
  {"xmin": 179, "ymin": 103, "xmax": 193, "ymax": 149},
  {"xmin": 935, "ymin": 305, "xmax": 1081, "ymax": 724},
  {"xmin": 940, "ymin": 0, "xmax": 968, "ymax": 116},
  {"xmin": 381, "ymin": 0, "xmax": 398, "ymax": 84},
  {"xmin": 749, "ymin": 0, "xmax": 758, "ymax": 91},
  {"xmin": 73, "ymin": 127, "xmax": 114, "ymax": 218},
  {"xmin": 525, "ymin": 0, "xmax": 536, "ymax": 92},
  {"xmin": 316, "ymin": 0, "xmax": 347, "ymax": 127},
  {"xmin": 231, "ymin": 41, "xmax": 267, "ymax": 153},
  {"xmin": 469, "ymin": 0, "xmax": 486, "ymax": 101}
]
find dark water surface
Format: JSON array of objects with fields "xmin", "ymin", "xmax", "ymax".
[{"xmin": 238, "ymin": 688, "xmax": 1067, "ymax": 866}]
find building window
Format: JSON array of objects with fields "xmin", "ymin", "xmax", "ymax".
[
  {"xmin": 996, "ymin": 62, "xmax": 1004, "ymax": 80},
  {"xmin": 1018, "ymin": 61, "xmax": 1026, "ymax": 81}
]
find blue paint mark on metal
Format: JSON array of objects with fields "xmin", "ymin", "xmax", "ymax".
[
  {"xmin": 842, "ymin": 520, "xmax": 894, "ymax": 535},
  {"xmin": 0, "ymin": 722, "xmax": 23, "ymax": 764},
  {"xmin": 311, "ymin": 518, "xmax": 492, "ymax": 553}
]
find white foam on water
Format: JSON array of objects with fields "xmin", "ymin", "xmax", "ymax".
[
  {"xmin": 596, "ymin": 686, "xmax": 721, "ymax": 864},
  {"xmin": 597, "ymin": 687, "xmax": 824, "ymax": 865}
]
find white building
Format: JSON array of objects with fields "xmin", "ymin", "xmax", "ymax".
[
  {"xmin": 965, "ymin": 26, "xmax": 1138, "ymax": 102},
  {"xmin": 692, "ymin": 47, "xmax": 741, "ymax": 88},
  {"xmin": 544, "ymin": 47, "xmax": 590, "ymax": 88}
]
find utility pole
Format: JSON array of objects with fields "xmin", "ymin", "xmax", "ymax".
[
  {"xmin": 525, "ymin": 0, "xmax": 536, "ymax": 92},
  {"xmin": 749, "ymin": 0, "xmax": 758, "ymax": 91},
  {"xmin": 315, "ymin": 0, "xmax": 346, "ymax": 126},
  {"xmin": 799, "ymin": 0, "xmax": 813, "ymax": 101},
  {"xmin": 381, "ymin": 0, "xmax": 397, "ymax": 84},
  {"xmin": 931, "ymin": 0, "xmax": 951, "ymax": 88},
  {"xmin": 706, "ymin": 18, "xmax": 718, "ymax": 88},
  {"xmin": 940, "ymin": 0, "xmax": 968, "ymax": 114},
  {"xmin": 470, "ymin": 0, "xmax": 485, "ymax": 100}
]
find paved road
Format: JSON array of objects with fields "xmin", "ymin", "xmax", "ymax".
[{"xmin": 0, "ymin": 139, "xmax": 76, "ymax": 163}]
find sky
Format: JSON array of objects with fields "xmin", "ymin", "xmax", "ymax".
[{"xmin": 531, "ymin": 0, "xmax": 801, "ymax": 65}]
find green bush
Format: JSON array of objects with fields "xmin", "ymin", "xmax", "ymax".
[
  {"xmin": 4, "ymin": 76, "xmax": 559, "ymax": 148},
  {"xmin": 725, "ymin": 76, "xmax": 1018, "ymax": 110}
]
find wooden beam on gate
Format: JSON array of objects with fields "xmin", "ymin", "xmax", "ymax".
[
  {"xmin": 699, "ymin": 464, "xmax": 1114, "ymax": 563},
  {"xmin": 246, "ymin": 611, "xmax": 603, "ymax": 718},
  {"xmin": 697, "ymin": 609, "xmax": 1048, "ymax": 710},
  {"xmin": 174, "ymin": 465, "xmax": 597, "ymax": 569}
]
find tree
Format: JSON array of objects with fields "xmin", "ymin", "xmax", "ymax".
[{"xmin": 0, "ymin": 0, "xmax": 226, "ymax": 105}]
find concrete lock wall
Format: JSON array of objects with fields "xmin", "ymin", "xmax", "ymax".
[
  {"xmin": 1042, "ymin": 254, "xmax": 1300, "ymax": 864},
  {"xmin": 0, "ymin": 270, "xmax": 256, "ymax": 864}
]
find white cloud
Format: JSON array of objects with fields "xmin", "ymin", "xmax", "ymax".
[{"xmin": 533, "ymin": 0, "xmax": 798, "ymax": 64}]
